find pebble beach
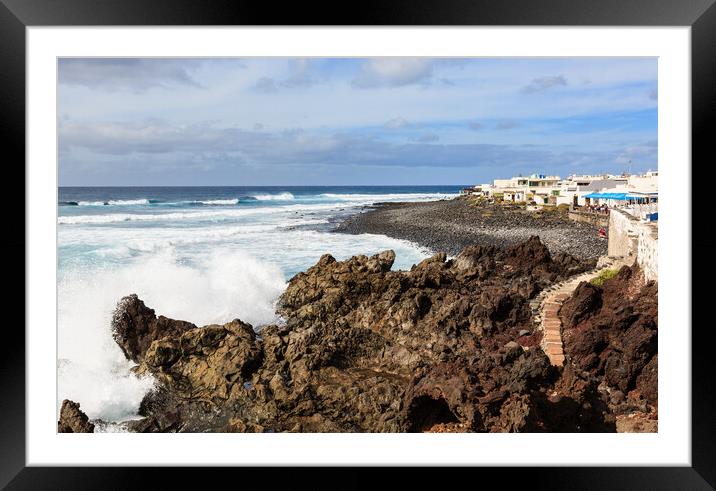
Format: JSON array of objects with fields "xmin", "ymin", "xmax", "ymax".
[{"xmin": 335, "ymin": 197, "xmax": 608, "ymax": 260}]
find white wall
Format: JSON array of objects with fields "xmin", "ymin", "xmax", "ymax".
[
  {"xmin": 608, "ymin": 209, "xmax": 658, "ymax": 282},
  {"xmin": 637, "ymin": 224, "xmax": 659, "ymax": 282},
  {"xmin": 608, "ymin": 209, "xmax": 639, "ymax": 258}
]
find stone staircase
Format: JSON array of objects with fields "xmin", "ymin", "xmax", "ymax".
[{"xmin": 529, "ymin": 255, "xmax": 629, "ymax": 366}]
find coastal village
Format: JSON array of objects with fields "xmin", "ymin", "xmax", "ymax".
[
  {"xmin": 460, "ymin": 170, "xmax": 658, "ymax": 384},
  {"xmin": 461, "ymin": 170, "xmax": 658, "ymax": 280},
  {"xmin": 461, "ymin": 170, "xmax": 658, "ymax": 221}
]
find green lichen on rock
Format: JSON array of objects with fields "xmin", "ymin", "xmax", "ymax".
[{"xmin": 591, "ymin": 268, "xmax": 619, "ymax": 287}]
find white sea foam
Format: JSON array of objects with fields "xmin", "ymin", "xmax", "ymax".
[
  {"xmin": 194, "ymin": 198, "xmax": 239, "ymax": 205},
  {"xmin": 57, "ymin": 247, "xmax": 288, "ymax": 422},
  {"xmin": 59, "ymin": 209, "xmax": 265, "ymax": 225},
  {"xmin": 59, "ymin": 219, "xmax": 329, "ymax": 256},
  {"xmin": 58, "ymin": 201, "xmax": 347, "ymax": 225},
  {"xmin": 58, "ymin": 193, "xmax": 455, "ymax": 226},
  {"xmin": 252, "ymin": 192, "xmax": 295, "ymax": 201},
  {"xmin": 77, "ymin": 199, "xmax": 151, "ymax": 206},
  {"xmin": 57, "ymin": 189, "xmax": 445, "ymax": 423}
]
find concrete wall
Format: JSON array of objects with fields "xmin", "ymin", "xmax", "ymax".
[
  {"xmin": 608, "ymin": 209, "xmax": 658, "ymax": 282},
  {"xmin": 608, "ymin": 209, "xmax": 638, "ymax": 258},
  {"xmin": 569, "ymin": 210, "xmax": 609, "ymax": 228}
]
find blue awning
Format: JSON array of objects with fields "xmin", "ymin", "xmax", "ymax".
[{"xmin": 583, "ymin": 192, "xmax": 629, "ymax": 200}]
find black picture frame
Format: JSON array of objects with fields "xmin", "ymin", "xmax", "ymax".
[{"xmin": 2, "ymin": 0, "xmax": 712, "ymax": 488}]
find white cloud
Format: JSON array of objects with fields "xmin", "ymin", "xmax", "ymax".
[
  {"xmin": 252, "ymin": 59, "xmax": 321, "ymax": 93},
  {"xmin": 352, "ymin": 58, "xmax": 433, "ymax": 88},
  {"xmin": 59, "ymin": 118, "xmax": 653, "ymax": 179},
  {"xmin": 521, "ymin": 75, "xmax": 568, "ymax": 94},
  {"xmin": 58, "ymin": 59, "xmax": 208, "ymax": 92},
  {"xmin": 57, "ymin": 58, "xmax": 658, "ymax": 184},
  {"xmin": 384, "ymin": 118, "xmax": 411, "ymax": 129}
]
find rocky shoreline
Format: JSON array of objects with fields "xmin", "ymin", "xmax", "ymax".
[
  {"xmin": 334, "ymin": 197, "xmax": 608, "ymax": 260},
  {"xmin": 59, "ymin": 236, "xmax": 657, "ymax": 433}
]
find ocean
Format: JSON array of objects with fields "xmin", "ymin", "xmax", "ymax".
[{"xmin": 57, "ymin": 185, "xmax": 461, "ymax": 424}]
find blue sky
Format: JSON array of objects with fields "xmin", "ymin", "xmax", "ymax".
[{"xmin": 58, "ymin": 57, "xmax": 657, "ymax": 186}]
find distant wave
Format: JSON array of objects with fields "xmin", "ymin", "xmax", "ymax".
[
  {"xmin": 58, "ymin": 206, "xmax": 288, "ymax": 225},
  {"xmin": 58, "ymin": 201, "xmax": 346, "ymax": 225},
  {"xmin": 61, "ymin": 199, "xmax": 154, "ymax": 207},
  {"xmin": 190, "ymin": 199, "xmax": 239, "ymax": 206},
  {"xmin": 59, "ymin": 212, "xmax": 220, "ymax": 225},
  {"xmin": 252, "ymin": 192, "xmax": 295, "ymax": 201}
]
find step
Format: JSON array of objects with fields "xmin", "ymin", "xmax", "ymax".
[
  {"xmin": 543, "ymin": 345, "xmax": 564, "ymax": 355},
  {"xmin": 549, "ymin": 354, "xmax": 565, "ymax": 366}
]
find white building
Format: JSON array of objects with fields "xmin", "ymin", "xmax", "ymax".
[
  {"xmin": 555, "ymin": 174, "xmax": 628, "ymax": 206},
  {"xmin": 469, "ymin": 170, "xmax": 658, "ymax": 213},
  {"xmin": 480, "ymin": 174, "xmax": 562, "ymax": 204},
  {"xmin": 581, "ymin": 171, "xmax": 658, "ymax": 221}
]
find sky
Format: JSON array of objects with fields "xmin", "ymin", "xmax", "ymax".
[{"xmin": 58, "ymin": 57, "xmax": 657, "ymax": 186}]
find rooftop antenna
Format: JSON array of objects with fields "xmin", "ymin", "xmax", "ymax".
[{"xmin": 628, "ymin": 159, "xmax": 632, "ymax": 176}]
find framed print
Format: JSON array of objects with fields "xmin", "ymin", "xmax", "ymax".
[{"xmin": 3, "ymin": 0, "xmax": 714, "ymax": 487}]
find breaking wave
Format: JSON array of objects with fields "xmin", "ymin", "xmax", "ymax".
[
  {"xmin": 69, "ymin": 199, "xmax": 153, "ymax": 206},
  {"xmin": 57, "ymin": 247, "xmax": 287, "ymax": 423},
  {"xmin": 252, "ymin": 192, "xmax": 295, "ymax": 201},
  {"xmin": 190, "ymin": 199, "xmax": 240, "ymax": 206}
]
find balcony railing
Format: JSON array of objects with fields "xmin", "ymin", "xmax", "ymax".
[{"xmin": 617, "ymin": 203, "xmax": 658, "ymax": 220}]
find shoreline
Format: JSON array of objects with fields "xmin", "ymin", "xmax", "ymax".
[
  {"xmin": 333, "ymin": 197, "xmax": 608, "ymax": 260},
  {"xmin": 61, "ymin": 233, "xmax": 656, "ymax": 433}
]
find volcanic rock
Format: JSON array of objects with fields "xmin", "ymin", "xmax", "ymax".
[
  {"xmin": 57, "ymin": 399, "xmax": 94, "ymax": 433},
  {"xmin": 560, "ymin": 264, "xmax": 658, "ymax": 420},
  {"xmin": 559, "ymin": 282, "xmax": 602, "ymax": 327},
  {"xmin": 112, "ymin": 294, "xmax": 197, "ymax": 363},
  {"xmin": 77, "ymin": 237, "xmax": 653, "ymax": 433}
]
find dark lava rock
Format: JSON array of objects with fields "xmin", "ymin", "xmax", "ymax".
[
  {"xmin": 78, "ymin": 237, "xmax": 651, "ymax": 433},
  {"xmin": 561, "ymin": 264, "xmax": 658, "ymax": 417},
  {"xmin": 559, "ymin": 282, "xmax": 602, "ymax": 327},
  {"xmin": 111, "ymin": 294, "xmax": 197, "ymax": 363},
  {"xmin": 57, "ymin": 399, "xmax": 94, "ymax": 433}
]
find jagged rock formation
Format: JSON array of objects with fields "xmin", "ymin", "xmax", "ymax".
[
  {"xmin": 57, "ymin": 399, "xmax": 94, "ymax": 433},
  {"xmin": 61, "ymin": 236, "xmax": 656, "ymax": 433},
  {"xmin": 112, "ymin": 294, "xmax": 196, "ymax": 363},
  {"xmin": 560, "ymin": 265, "xmax": 658, "ymax": 430}
]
